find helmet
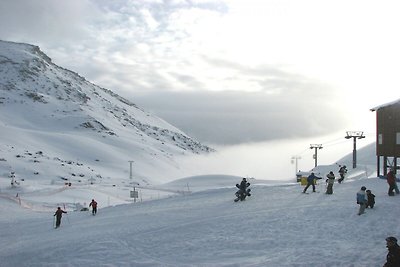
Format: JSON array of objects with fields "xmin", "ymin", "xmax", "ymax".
[
  {"xmin": 361, "ymin": 186, "xmax": 366, "ymax": 190},
  {"xmin": 386, "ymin": 236, "xmax": 398, "ymax": 243}
]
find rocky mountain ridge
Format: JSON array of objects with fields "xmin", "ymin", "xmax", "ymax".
[{"xmin": 0, "ymin": 40, "xmax": 213, "ymax": 185}]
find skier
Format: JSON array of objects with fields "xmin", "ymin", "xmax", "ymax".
[
  {"xmin": 303, "ymin": 172, "xmax": 322, "ymax": 193},
  {"xmin": 383, "ymin": 236, "xmax": 400, "ymax": 267},
  {"xmin": 234, "ymin": 178, "xmax": 251, "ymax": 202},
  {"xmin": 325, "ymin": 171, "xmax": 335, "ymax": 194},
  {"xmin": 387, "ymin": 169, "xmax": 397, "ymax": 196},
  {"xmin": 356, "ymin": 186, "xmax": 367, "ymax": 215},
  {"xmin": 54, "ymin": 207, "xmax": 67, "ymax": 228},
  {"xmin": 338, "ymin": 165, "xmax": 347, "ymax": 183},
  {"xmin": 89, "ymin": 199, "xmax": 97, "ymax": 215},
  {"xmin": 10, "ymin": 171, "xmax": 16, "ymax": 187},
  {"xmin": 366, "ymin": 189, "xmax": 375, "ymax": 209}
]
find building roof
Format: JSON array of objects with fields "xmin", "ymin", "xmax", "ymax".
[{"xmin": 370, "ymin": 98, "xmax": 400, "ymax": 112}]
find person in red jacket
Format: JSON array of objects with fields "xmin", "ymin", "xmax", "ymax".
[
  {"xmin": 89, "ymin": 199, "xmax": 97, "ymax": 215},
  {"xmin": 54, "ymin": 207, "xmax": 67, "ymax": 228},
  {"xmin": 387, "ymin": 170, "xmax": 397, "ymax": 196}
]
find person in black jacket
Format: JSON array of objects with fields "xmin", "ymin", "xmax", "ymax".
[
  {"xmin": 384, "ymin": 236, "xmax": 400, "ymax": 267},
  {"xmin": 366, "ymin": 189, "xmax": 376, "ymax": 209},
  {"xmin": 234, "ymin": 178, "xmax": 251, "ymax": 202},
  {"xmin": 54, "ymin": 207, "xmax": 67, "ymax": 228},
  {"xmin": 338, "ymin": 165, "xmax": 347, "ymax": 183}
]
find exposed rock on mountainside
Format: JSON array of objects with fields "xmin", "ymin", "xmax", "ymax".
[{"xmin": 0, "ymin": 40, "xmax": 214, "ymax": 185}]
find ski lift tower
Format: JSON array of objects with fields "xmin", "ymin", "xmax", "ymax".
[
  {"xmin": 291, "ymin": 156, "xmax": 301, "ymax": 178},
  {"xmin": 310, "ymin": 144, "xmax": 323, "ymax": 167},
  {"xmin": 128, "ymin": 161, "xmax": 138, "ymax": 202},
  {"xmin": 345, "ymin": 131, "xmax": 365, "ymax": 169},
  {"xmin": 128, "ymin": 161, "xmax": 134, "ymax": 180}
]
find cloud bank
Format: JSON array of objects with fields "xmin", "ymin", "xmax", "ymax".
[
  {"xmin": 0, "ymin": 0, "xmax": 392, "ymax": 145},
  {"xmin": 132, "ymin": 88, "xmax": 348, "ymax": 145}
]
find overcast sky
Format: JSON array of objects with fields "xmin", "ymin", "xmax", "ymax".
[{"xmin": 1, "ymin": 0, "xmax": 399, "ymax": 146}]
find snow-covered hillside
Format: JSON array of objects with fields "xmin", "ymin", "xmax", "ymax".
[{"xmin": 0, "ymin": 40, "xmax": 213, "ymax": 186}]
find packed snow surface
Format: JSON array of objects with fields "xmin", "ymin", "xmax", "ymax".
[{"xmin": 1, "ymin": 171, "xmax": 399, "ymax": 267}]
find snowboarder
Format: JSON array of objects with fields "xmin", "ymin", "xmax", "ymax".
[
  {"xmin": 387, "ymin": 169, "xmax": 397, "ymax": 196},
  {"xmin": 89, "ymin": 199, "xmax": 97, "ymax": 215},
  {"xmin": 54, "ymin": 207, "xmax": 67, "ymax": 228},
  {"xmin": 338, "ymin": 165, "xmax": 347, "ymax": 183},
  {"xmin": 356, "ymin": 186, "xmax": 367, "ymax": 215},
  {"xmin": 325, "ymin": 171, "xmax": 335, "ymax": 194},
  {"xmin": 366, "ymin": 189, "xmax": 375, "ymax": 209},
  {"xmin": 234, "ymin": 178, "xmax": 251, "ymax": 202},
  {"xmin": 383, "ymin": 236, "xmax": 400, "ymax": 267},
  {"xmin": 303, "ymin": 172, "xmax": 322, "ymax": 193}
]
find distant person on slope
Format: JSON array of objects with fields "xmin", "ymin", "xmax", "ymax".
[
  {"xmin": 303, "ymin": 172, "xmax": 321, "ymax": 193},
  {"xmin": 325, "ymin": 171, "xmax": 335, "ymax": 194},
  {"xmin": 54, "ymin": 207, "xmax": 67, "ymax": 228},
  {"xmin": 89, "ymin": 199, "xmax": 98, "ymax": 215},
  {"xmin": 387, "ymin": 169, "xmax": 397, "ymax": 196},
  {"xmin": 338, "ymin": 165, "xmax": 347, "ymax": 184},
  {"xmin": 356, "ymin": 186, "xmax": 367, "ymax": 215},
  {"xmin": 234, "ymin": 178, "xmax": 251, "ymax": 202},
  {"xmin": 383, "ymin": 236, "xmax": 400, "ymax": 267}
]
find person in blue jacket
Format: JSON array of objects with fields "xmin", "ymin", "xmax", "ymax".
[
  {"xmin": 356, "ymin": 186, "xmax": 367, "ymax": 215},
  {"xmin": 303, "ymin": 172, "xmax": 321, "ymax": 193}
]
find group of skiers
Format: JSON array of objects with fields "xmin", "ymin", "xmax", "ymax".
[
  {"xmin": 301, "ymin": 166, "xmax": 400, "ymax": 266},
  {"xmin": 53, "ymin": 199, "xmax": 97, "ymax": 228},
  {"xmin": 302, "ymin": 166, "xmax": 378, "ymax": 215},
  {"xmin": 302, "ymin": 165, "xmax": 348, "ymax": 195}
]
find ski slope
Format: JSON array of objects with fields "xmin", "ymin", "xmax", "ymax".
[{"xmin": 0, "ymin": 173, "xmax": 398, "ymax": 267}]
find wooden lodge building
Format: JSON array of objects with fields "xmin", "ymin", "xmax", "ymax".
[{"xmin": 370, "ymin": 99, "xmax": 400, "ymax": 176}]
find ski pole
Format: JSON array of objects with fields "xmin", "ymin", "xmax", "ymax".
[
  {"xmin": 63, "ymin": 203, "xmax": 70, "ymax": 224},
  {"xmin": 65, "ymin": 213, "xmax": 70, "ymax": 224}
]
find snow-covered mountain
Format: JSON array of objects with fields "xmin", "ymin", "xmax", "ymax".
[{"xmin": 0, "ymin": 40, "xmax": 213, "ymax": 186}]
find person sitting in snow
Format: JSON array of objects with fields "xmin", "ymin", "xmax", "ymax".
[
  {"xmin": 365, "ymin": 189, "xmax": 375, "ymax": 209},
  {"xmin": 303, "ymin": 172, "xmax": 322, "ymax": 193},
  {"xmin": 325, "ymin": 171, "xmax": 335, "ymax": 194},
  {"xmin": 356, "ymin": 186, "xmax": 367, "ymax": 215},
  {"xmin": 89, "ymin": 199, "xmax": 98, "ymax": 215}
]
